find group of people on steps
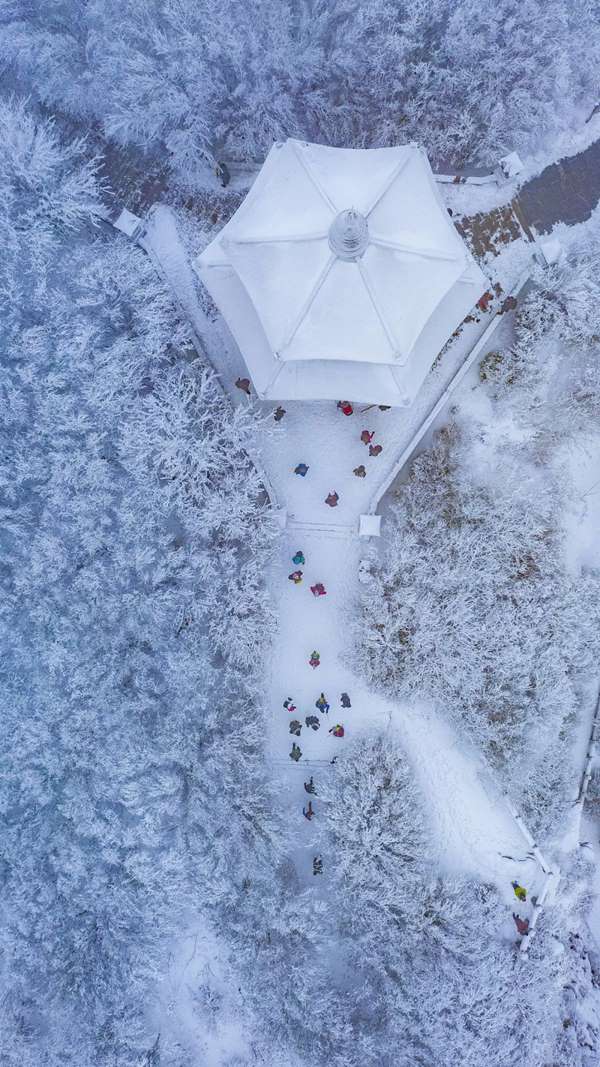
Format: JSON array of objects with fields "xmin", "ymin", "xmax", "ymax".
[
  {"xmin": 285, "ymin": 686, "xmax": 349, "ymax": 757},
  {"xmin": 303, "ymin": 780, "xmax": 322, "ymax": 874},
  {"xmin": 284, "ymin": 527, "xmax": 354, "ymax": 877},
  {"xmin": 294, "ymin": 404, "xmax": 387, "ymax": 502},
  {"xmin": 282, "ymin": 399, "xmax": 381, "ymax": 878}
]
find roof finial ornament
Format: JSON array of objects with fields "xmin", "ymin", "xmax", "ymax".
[{"xmin": 328, "ymin": 208, "xmax": 369, "ymax": 261}]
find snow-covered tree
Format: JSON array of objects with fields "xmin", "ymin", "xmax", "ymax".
[
  {"xmin": 352, "ymin": 425, "xmax": 599, "ymax": 833},
  {"xmin": 2, "ymin": 0, "xmax": 599, "ymax": 189},
  {"xmin": 315, "ymin": 731, "xmax": 569, "ymax": 1067},
  {"xmin": 0, "ymin": 98, "xmax": 281, "ymax": 1066},
  {"xmin": 480, "ymin": 222, "xmax": 600, "ymax": 453},
  {"xmin": 322, "ymin": 732, "xmax": 430, "ymax": 946}
]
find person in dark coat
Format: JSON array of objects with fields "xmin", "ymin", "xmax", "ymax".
[
  {"xmin": 369, "ymin": 443, "xmax": 383, "ymax": 457},
  {"xmin": 340, "ymin": 692, "xmax": 351, "ymax": 708},
  {"xmin": 325, "ymin": 491, "xmax": 339, "ymax": 507},
  {"xmin": 303, "ymin": 802, "xmax": 315, "ymax": 820},
  {"xmin": 305, "ymin": 715, "xmax": 320, "ymax": 731},
  {"xmin": 304, "ymin": 776, "xmax": 317, "ymax": 795},
  {"xmin": 215, "ymin": 161, "xmax": 231, "ymax": 187},
  {"xmin": 289, "ymin": 719, "xmax": 302, "ymax": 736},
  {"xmin": 353, "ymin": 465, "xmax": 366, "ymax": 478},
  {"xmin": 315, "ymin": 693, "xmax": 330, "ymax": 714},
  {"xmin": 273, "ymin": 406, "xmax": 286, "ymax": 421},
  {"xmin": 235, "ymin": 377, "xmax": 251, "ymax": 394},
  {"xmin": 313, "ymin": 855, "xmax": 323, "ymax": 874},
  {"xmin": 294, "ymin": 463, "xmax": 309, "ymax": 477},
  {"xmin": 283, "ymin": 697, "xmax": 296, "ymax": 713},
  {"xmin": 289, "ymin": 743, "xmax": 302, "ymax": 762}
]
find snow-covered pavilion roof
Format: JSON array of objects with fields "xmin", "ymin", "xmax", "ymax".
[{"xmin": 195, "ymin": 139, "xmax": 487, "ymax": 406}]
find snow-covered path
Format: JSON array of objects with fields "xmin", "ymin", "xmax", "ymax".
[{"xmin": 268, "ymin": 525, "xmax": 542, "ymax": 906}]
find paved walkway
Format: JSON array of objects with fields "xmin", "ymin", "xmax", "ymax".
[
  {"xmin": 519, "ymin": 137, "xmax": 600, "ymax": 232},
  {"xmin": 454, "ymin": 136, "xmax": 600, "ymax": 258},
  {"xmin": 454, "ymin": 198, "xmax": 534, "ymax": 259}
]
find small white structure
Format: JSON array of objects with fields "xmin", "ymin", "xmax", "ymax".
[
  {"xmin": 497, "ymin": 151, "xmax": 524, "ymax": 181},
  {"xmin": 196, "ymin": 139, "xmax": 487, "ymax": 407},
  {"xmin": 535, "ymin": 236, "xmax": 562, "ymax": 267},
  {"xmin": 359, "ymin": 514, "xmax": 382, "ymax": 538},
  {"xmin": 112, "ymin": 207, "xmax": 144, "ymax": 240}
]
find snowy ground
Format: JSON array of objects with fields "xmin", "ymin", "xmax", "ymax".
[{"xmin": 517, "ymin": 109, "xmax": 600, "ymax": 186}]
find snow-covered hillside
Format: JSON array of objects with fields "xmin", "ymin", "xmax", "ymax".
[{"xmin": 2, "ymin": 11, "xmax": 600, "ymax": 1066}]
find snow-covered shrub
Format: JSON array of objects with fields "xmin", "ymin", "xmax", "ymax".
[
  {"xmin": 482, "ymin": 226, "xmax": 600, "ymax": 453},
  {"xmin": 315, "ymin": 732, "xmax": 566, "ymax": 1066},
  {"xmin": 322, "ymin": 732, "xmax": 430, "ymax": 942},
  {"xmin": 352, "ymin": 425, "xmax": 599, "ymax": 833},
  {"xmin": 120, "ymin": 361, "xmax": 278, "ymax": 668}
]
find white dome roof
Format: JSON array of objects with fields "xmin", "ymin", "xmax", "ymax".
[{"xmin": 196, "ymin": 139, "xmax": 487, "ymax": 406}]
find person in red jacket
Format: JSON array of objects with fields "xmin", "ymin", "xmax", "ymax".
[
  {"xmin": 360, "ymin": 430, "xmax": 375, "ymax": 445},
  {"xmin": 513, "ymin": 913, "xmax": 529, "ymax": 936},
  {"xmin": 337, "ymin": 400, "xmax": 353, "ymax": 416},
  {"xmin": 310, "ymin": 583, "xmax": 327, "ymax": 597},
  {"xmin": 329, "ymin": 724, "xmax": 345, "ymax": 738}
]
